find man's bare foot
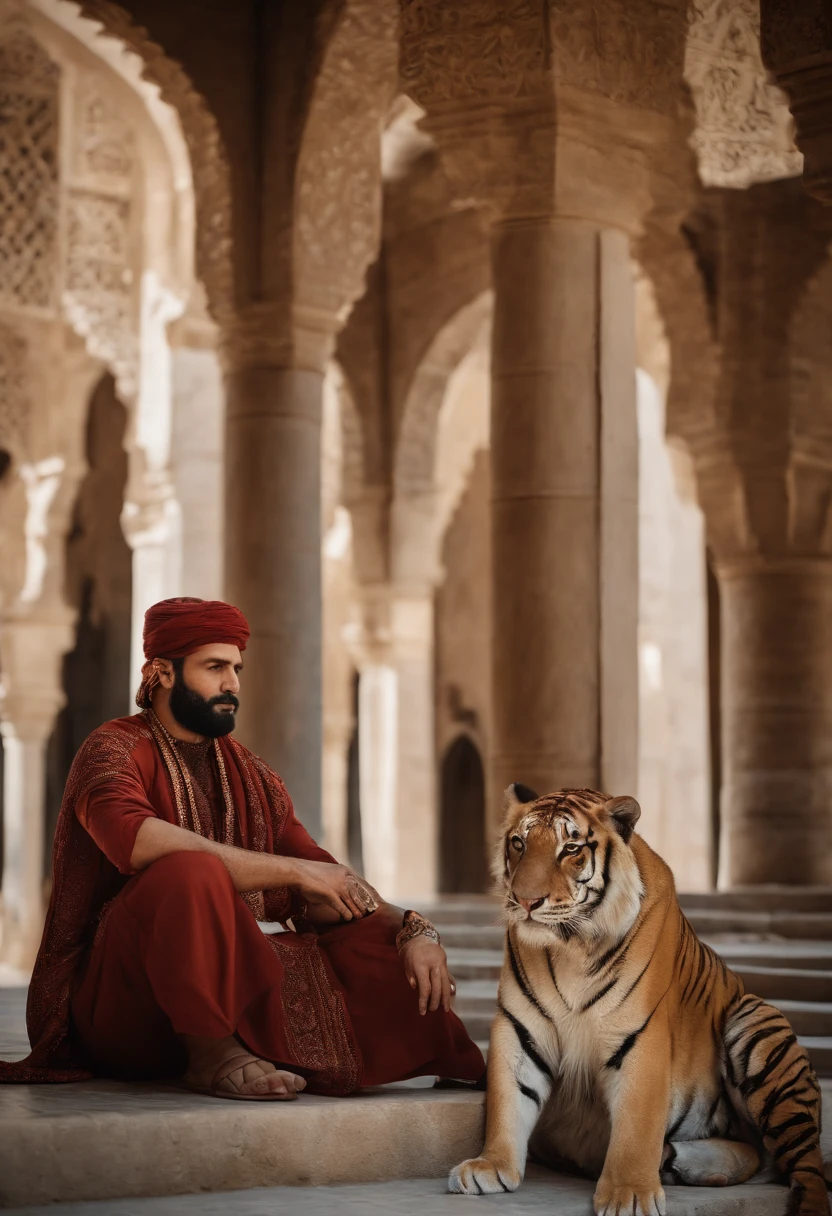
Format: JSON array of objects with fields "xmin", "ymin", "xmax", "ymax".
[{"xmin": 181, "ymin": 1034, "xmax": 307, "ymax": 1100}]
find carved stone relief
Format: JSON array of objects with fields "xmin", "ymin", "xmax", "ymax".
[
  {"xmin": 294, "ymin": 0, "xmax": 398, "ymax": 334},
  {"xmin": 74, "ymin": 75, "xmax": 136, "ymax": 183},
  {"xmin": 0, "ymin": 28, "xmax": 60, "ymax": 310},
  {"xmin": 399, "ymin": 0, "xmax": 551, "ymax": 105},
  {"xmin": 551, "ymin": 0, "xmax": 686, "ymax": 113},
  {"xmin": 686, "ymin": 0, "xmax": 803, "ymax": 188}
]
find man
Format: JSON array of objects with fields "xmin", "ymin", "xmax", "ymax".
[{"xmin": 0, "ymin": 597, "xmax": 484, "ymax": 1099}]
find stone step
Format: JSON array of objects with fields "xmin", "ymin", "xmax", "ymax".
[
  {"xmin": 736, "ymin": 965, "xmax": 832, "ymax": 1004},
  {"xmin": 450, "ymin": 984, "xmax": 832, "ymax": 1075},
  {"xmin": 680, "ymin": 888, "xmax": 832, "ymax": 913},
  {"xmin": 0, "ymin": 1164, "xmax": 806, "ymax": 1216},
  {"xmin": 0, "ymin": 1077, "xmax": 487, "ymax": 1206},
  {"xmin": 685, "ymin": 909, "xmax": 832, "ymax": 940},
  {"xmin": 437, "ymin": 916, "xmax": 832, "ymax": 951},
  {"xmin": 446, "ymin": 947, "xmax": 503, "ymax": 981},
  {"xmin": 706, "ymin": 940, "xmax": 832, "ymax": 971}
]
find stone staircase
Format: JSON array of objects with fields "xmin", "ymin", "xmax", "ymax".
[
  {"xmin": 425, "ymin": 888, "xmax": 832, "ymax": 1078},
  {"xmin": 1, "ymin": 887, "xmax": 830, "ymax": 1212}
]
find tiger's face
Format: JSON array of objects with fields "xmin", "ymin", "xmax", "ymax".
[{"xmin": 498, "ymin": 784, "xmax": 643, "ymax": 945}]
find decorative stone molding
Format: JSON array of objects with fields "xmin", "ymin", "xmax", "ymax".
[
  {"xmin": 0, "ymin": 323, "xmax": 30, "ymax": 457},
  {"xmin": 294, "ymin": 0, "xmax": 399, "ymax": 330},
  {"xmin": 0, "ymin": 26, "xmax": 60, "ymax": 311},
  {"xmin": 686, "ymin": 0, "xmax": 802, "ymax": 188},
  {"xmin": 760, "ymin": 0, "xmax": 832, "ymax": 203}
]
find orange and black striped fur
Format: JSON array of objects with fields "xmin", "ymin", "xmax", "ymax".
[{"xmin": 450, "ymin": 786, "xmax": 829, "ymax": 1216}]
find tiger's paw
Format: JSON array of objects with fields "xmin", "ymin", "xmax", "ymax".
[
  {"xmin": 594, "ymin": 1175, "xmax": 666, "ymax": 1216},
  {"xmin": 448, "ymin": 1157, "xmax": 521, "ymax": 1195}
]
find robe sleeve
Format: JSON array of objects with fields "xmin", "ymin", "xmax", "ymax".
[
  {"xmin": 278, "ymin": 806, "xmax": 337, "ymax": 865},
  {"xmin": 76, "ymin": 773, "xmax": 159, "ymax": 876},
  {"xmin": 263, "ymin": 790, "xmax": 339, "ymax": 924}
]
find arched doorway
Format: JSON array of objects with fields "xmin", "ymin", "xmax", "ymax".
[
  {"xmin": 439, "ymin": 735, "xmax": 489, "ymax": 894},
  {"xmin": 45, "ymin": 373, "xmax": 132, "ymax": 867}
]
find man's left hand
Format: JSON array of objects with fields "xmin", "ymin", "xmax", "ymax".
[{"xmin": 400, "ymin": 937, "xmax": 456, "ymax": 1014}]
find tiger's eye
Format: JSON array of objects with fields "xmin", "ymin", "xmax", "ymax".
[{"xmin": 511, "ymin": 835, "xmax": 524, "ymax": 853}]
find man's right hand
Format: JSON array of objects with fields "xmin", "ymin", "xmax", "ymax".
[{"xmin": 288, "ymin": 859, "xmax": 379, "ymax": 922}]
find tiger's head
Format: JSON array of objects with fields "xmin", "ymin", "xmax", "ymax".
[{"xmin": 497, "ymin": 784, "xmax": 644, "ymax": 946}]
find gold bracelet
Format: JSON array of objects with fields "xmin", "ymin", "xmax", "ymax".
[{"xmin": 395, "ymin": 909, "xmax": 441, "ymax": 952}]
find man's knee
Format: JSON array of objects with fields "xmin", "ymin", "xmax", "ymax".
[{"xmin": 141, "ymin": 850, "xmax": 233, "ymax": 895}]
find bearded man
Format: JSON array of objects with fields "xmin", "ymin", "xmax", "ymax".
[{"xmin": 0, "ymin": 597, "xmax": 484, "ymax": 1100}]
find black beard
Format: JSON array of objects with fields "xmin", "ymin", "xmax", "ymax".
[{"xmin": 169, "ymin": 674, "xmax": 239, "ymax": 738}]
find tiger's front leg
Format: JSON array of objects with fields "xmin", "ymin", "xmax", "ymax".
[
  {"xmin": 449, "ymin": 1006, "xmax": 554, "ymax": 1195},
  {"xmin": 595, "ymin": 1008, "xmax": 671, "ymax": 1216}
]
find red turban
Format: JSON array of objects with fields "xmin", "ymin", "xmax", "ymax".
[{"xmin": 136, "ymin": 597, "xmax": 250, "ymax": 708}]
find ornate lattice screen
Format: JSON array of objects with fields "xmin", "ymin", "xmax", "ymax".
[
  {"xmin": 0, "ymin": 30, "xmax": 60, "ymax": 310},
  {"xmin": 0, "ymin": 323, "xmax": 28, "ymax": 455}
]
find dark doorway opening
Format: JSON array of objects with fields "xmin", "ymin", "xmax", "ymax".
[{"xmin": 439, "ymin": 734, "xmax": 489, "ymax": 894}]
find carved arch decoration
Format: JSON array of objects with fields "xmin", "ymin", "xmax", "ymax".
[
  {"xmin": 294, "ymin": 0, "xmax": 399, "ymax": 347},
  {"xmin": 52, "ymin": 0, "xmax": 233, "ymax": 320}
]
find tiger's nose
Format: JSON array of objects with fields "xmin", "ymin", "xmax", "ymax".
[{"xmin": 517, "ymin": 894, "xmax": 547, "ymax": 913}]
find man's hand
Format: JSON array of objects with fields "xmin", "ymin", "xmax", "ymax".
[
  {"xmin": 289, "ymin": 858, "xmax": 379, "ymax": 922},
  {"xmin": 400, "ymin": 936, "xmax": 456, "ymax": 1014}
]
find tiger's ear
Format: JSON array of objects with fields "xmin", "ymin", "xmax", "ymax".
[
  {"xmin": 605, "ymin": 795, "xmax": 641, "ymax": 844},
  {"xmin": 502, "ymin": 782, "xmax": 538, "ymax": 830}
]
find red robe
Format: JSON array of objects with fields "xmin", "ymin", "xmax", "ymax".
[{"xmin": 0, "ymin": 712, "xmax": 483, "ymax": 1092}]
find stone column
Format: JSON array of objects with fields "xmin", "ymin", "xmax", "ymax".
[
  {"xmin": 169, "ymin": 305, "xmax": 224, "ymax": 601},
  {"xmin": 350, "ymin": 587, "xmax": 437, "ymax": 901},
  {"xmin": 0, "ymin": 613, "xmax": 73, "ymax": 969},
  {"xmin": 222, "ymin": 314, "xmax": 336, "ymax": 839},
  {"xmin": 490, "ymin": 219, "xmax": 639, "ymax": 800},
  {"xmin": 719, "ymin": 561, "xmax": 832, "ymax": 885},
  {"xmin": 663, "ymin": 181, "xmax": 832, "ymax": 885}
]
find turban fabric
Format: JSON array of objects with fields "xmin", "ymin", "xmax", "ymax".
[{"xmin": 135, "ymin": 597, "xmax": 250, "ymax": 708}]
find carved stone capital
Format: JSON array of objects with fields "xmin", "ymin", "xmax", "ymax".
[
  {"xmin": 760, "ymin": 0, "xmax": 832, "ymax": 203},
  {"xmin": 399, "ymin": 0, "xmax": 687, "ymax": 223},
  {"xmin": 0, "ymin": 610, "xmax": 75, "ymax": 741},
  {"xmin": 345, "ymin": 583, "xmax": 435, "ymax": 670},
  {"xmin": 216, "ymin": 301, "xmax": 341, "ymax": 374},
  {"xmin": 656, "ymin": 179, "xmax": 832, "ymax": 562}
]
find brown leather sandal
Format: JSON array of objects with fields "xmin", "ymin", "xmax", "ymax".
[{"xmin": 182, "ymin": 1051, "xmax": 302, "ymax": 1102}]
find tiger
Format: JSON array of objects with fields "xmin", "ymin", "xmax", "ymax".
[{"xmin": 449, "ymin": 785, "xmax": 830, "ymax": 1216}]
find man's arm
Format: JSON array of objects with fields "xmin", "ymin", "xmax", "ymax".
[{"xmin": 130, "ymin": 818, "xmax": 372, "ymax": 922}]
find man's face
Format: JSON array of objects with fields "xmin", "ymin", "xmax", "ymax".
[{"xmin": 167, "ymin": 644, "xmax": 243, "ymax": 738}]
